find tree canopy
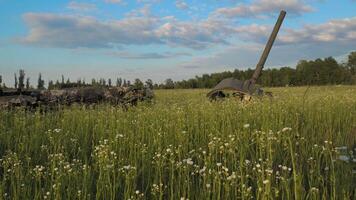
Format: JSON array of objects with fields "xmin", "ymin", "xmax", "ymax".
[{"xmin": 158, "ymin": 53, "xmax": 355, "ymax": 89}]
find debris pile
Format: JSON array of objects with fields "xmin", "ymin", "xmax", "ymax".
[{"xmin": 0, "ymin": 86, "xmax": 154, "ymax": 109}]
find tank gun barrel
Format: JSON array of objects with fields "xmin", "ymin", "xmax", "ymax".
[{"xmin": 250, "ymin": 10, "xmax": 286, "ymax": 84}]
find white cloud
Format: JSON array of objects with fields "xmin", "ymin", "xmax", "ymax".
[
  {"xmin": 177, "ymin": 17, "xmax": 356, "ymax": 72},
  {"xmin": 20, "ymin": 12, "xmax": 236, "ymax": 49},
  {"xmin": 154, "ymin": 18, "xmax": 235, "ymax": 49},
  {"xmin": 19, "ymin": 8, "xmax": 356, "ymax": 64},
  {"xmin": 279, "ymin": 17, "xmax": 356, "ymax": 44},
  {"xmin": 176, "ymin": 0, "xmax": 189, "ymax": 10},
  {"xmin": 21, "ymin": 13, "xmax": 162, "ymax": 48},
  {"xmin": 136, "ymin": 0, "xmax": 162, "ymax": 4},
  {"xmin": 67, "ymin": 1, "xmax": 97, "ymax": 12},
  {"xmin": 125, "ymin": 4, "xmax": 152, "ymax": 17},
  {"xmin": 109, "ymin": 51, "xmax": 191, "ymax": 59},
  {"xmin": 104, "ymin": 0, "xmax": 124, "ymax": 4},
  {"xmin": 215, "ymin": 0, "xmax": 313, "ymax": 18},
  {"xmin": 215, "ymin": 17, "xmax": 356, "ymax": 46}
]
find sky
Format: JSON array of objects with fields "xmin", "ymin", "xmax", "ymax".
[{"xmin": 0, "ymin": 0, "xmax": 355, "ymax": 86}]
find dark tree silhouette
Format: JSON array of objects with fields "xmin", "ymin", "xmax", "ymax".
[
  {"xmin": 19, "ymin": 69, "xmax": 25, "ymax": 90},
  {"xmin": 134, "ymin": 78, "xmax": 144, "ymax": 89},
  {"xmin": 116, "ymin": 78, "xmax": 122, "ymax": 87},
  {"xmin": 48, "ymin": 80, "xmax": 54, "ymax": 89},
  {"xmin": 164, "ymin": 78, "xmax": 175, "ymax": 89},
  {"xmin": 14, "ymin": 73, "xmax": 18, "ymax": 89},
  {"xmin": 145, "ymin": 79, "xmax": 153, "ymax": 89},
  {"xmin": 37, "ymin": 73, "xmax": 45, "ymax": 89},
  {"xmin": 348, "ymin": 51, "xmax": 356, "ymax": 75},
  {"xmin": 26, "ymin": 77, "xmax": 30, "ymax": 89}
]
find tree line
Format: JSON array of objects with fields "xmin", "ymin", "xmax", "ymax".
[
  {"xmin": 0, "ymin": 52, "xmax": 355, "ymax": 91},
  {"xmin": 0, "ymin": 71, "xmax": 46, "ymax": 91},
  {"xmin": 159, "ymin": 52, "xmax": 356, "ymax": 89},
  {"xmin": 0, "ymin": 72, "xmax": 154, "ymax": 91}
]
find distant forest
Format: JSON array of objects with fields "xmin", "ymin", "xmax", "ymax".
[
  {"xmin": 169, "ymin": 51, "xmax": 356, "ymax": 89},
  {"xmin": 0, "ymin": 52, "xmax": 355, "ymax": 90}
]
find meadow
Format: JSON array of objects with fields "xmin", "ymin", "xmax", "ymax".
[{"xmin": 0, "ymin": 86, "xmax": 355, "ymax": 200}]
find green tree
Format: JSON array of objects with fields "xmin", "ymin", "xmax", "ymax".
[
  {"xmin": 48, "ymin": 80, "xmax": 54, "ymax": 90},
  {"xmin": 55, "ymin": 80, "xmax": 60, "ymax": 88},
  {"xmin": 164, "ymin": 78, "xmax": 175, "ymax": 89},
  {"xmin": 347, "ymin": 51, "xmax": 356, "ymax": 75},
  {"xmin": 116, "ymin": 78, "xmax": 122, "ymax": 87},
  {"xmin": 37, "ymin": 73, "xmax": 45, "ymax": 89},
  {"xmin": 14, "ymin": 73, "xmax": 18, "ymax": 89},
  {"xmin": 19, "ymin": 69, "xmax": 25, "ymax": 90},
  {"xmin": 91, "ymin": 78, "xmax": 97, "ymax": 86},
  {"xmin": 134, "ymin": 78, "xmax": 144, "ymax": 89},
  {"xmin": 145, "ymin": 79, "xmax": 153, "ymax": 89},
  {"xmin": 26, "ymin": 77, "xmax": 30, "ymax": 89}
]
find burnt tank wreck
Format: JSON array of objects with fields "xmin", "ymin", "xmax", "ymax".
[
  {"xmin": 207, "ymin": 10, "xmax": 286, "ymax": 101},
  {"xmin": 0, "ymin": 86, "xmax": 154, "ymax": 109}
]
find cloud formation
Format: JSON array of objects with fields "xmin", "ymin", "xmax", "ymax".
[
  {"xmin": 104, "ymin": 0, "xmax": 124, "ymax": 4},
  {"xmin": 20, "ymin": 10, "xmax": 356, "ymax": 53},
  {"xmin": 109, "ymin": 51, "xmax": 191, "ymax": 59},
  {"xmin": 226, "ymin": 17, "xmax": 356, "ymax": 46},
  {"xmin": 136, "ymin": 0, "xmax": 162, "ymax": 4},
  {"xmin": 175, "ymin": 0, "xmax": 189, "ymax": 10},
  {"xmin": 21, "ymin": 13, "xmax": 161, "ymax": 48},
  {"xmin": 279, "ymin": 17, "xmax": 356, "ymax": 44},
  {"xmin": 67, "ymin": 1, "xmax": 97, "ymax": 12},
  {"xmin": 215, "ymin": 0, "xmax": 313, "ymax": 18},
  {"xmin": 21, "ymin": 12, "xmax": 235, "ymax": 49},
  {"xmin": 154, "ymin": 18, "xmax": 235, "ymax": 49},
  {"xmin": 178, "ymin": 17, "xmax": 356, "ymax": 71}
]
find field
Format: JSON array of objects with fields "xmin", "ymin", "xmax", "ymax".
[{"xmin": 0, "ymin": 86, "xmax": 355, "ymax": 200}]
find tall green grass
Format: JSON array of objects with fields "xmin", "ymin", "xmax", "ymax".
[{"xmin": 0, "ymin": 86, "xmax": 355, "ymax": 199}]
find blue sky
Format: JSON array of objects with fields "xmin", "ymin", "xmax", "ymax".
[{"xmin": 0, "ymin": 0, "xmax": 355, "ymax": 86}]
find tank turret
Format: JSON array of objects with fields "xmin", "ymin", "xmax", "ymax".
[{"xmin": 207, "ymin": 10, "xmax": 287, "ymax": 100}]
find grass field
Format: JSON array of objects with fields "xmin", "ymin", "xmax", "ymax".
[{"xmin": 0, "ymin": 86, "xmax": 355, "ymax": 200}]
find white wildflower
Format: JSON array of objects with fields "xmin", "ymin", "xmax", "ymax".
[{"xmin": 282, "ymin": 127, "xmax": 292, "ymax": 132}]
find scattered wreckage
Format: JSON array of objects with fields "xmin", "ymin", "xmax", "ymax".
[
  {"xmin": 207, "ymin": 10, "xmax": 286, "ymax": 101},
  {"xmin": 0, "ymin": 86, "xmax": 154, "ymax": 110}
]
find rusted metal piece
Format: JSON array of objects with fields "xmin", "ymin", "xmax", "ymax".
[{"xmin": 208, "ymin": 10, "xmax": 286, "ymax": 100}]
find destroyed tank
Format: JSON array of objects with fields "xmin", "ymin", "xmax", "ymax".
[
  {"xmin": 0, "ymin": 89, "xmax": 39, "ymax": 109},
  {"xmin": 208, "ymin": 10, "xmax": 286, "ymax": 101},
  {"xmin": 0, "ymin": 86, "xmax": 154, "ymax": 109}
]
